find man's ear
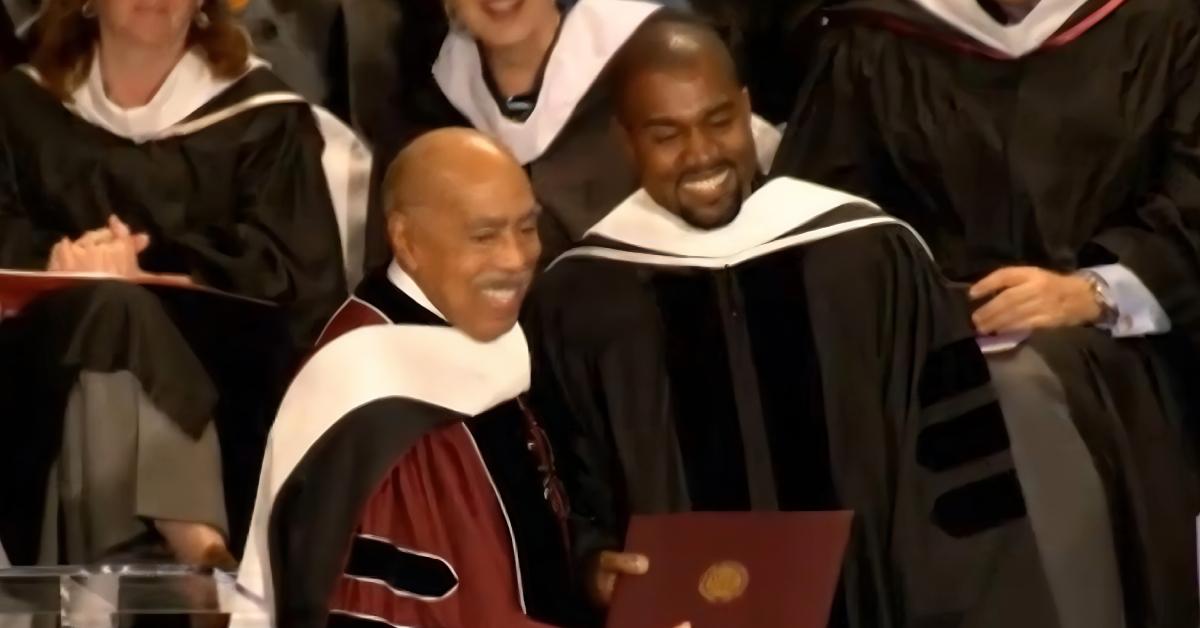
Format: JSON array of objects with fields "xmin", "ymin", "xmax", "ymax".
[
  {"xmin": 609, "ymin": 115, "xmax": 636, "ymax": 165},
  {"xmin": 387, "ymin": 212, "xmax": 418, "ymax": 271},
  {"xmin": 740, "ymin": 86, "xmax": 752, "ymax": 114}
]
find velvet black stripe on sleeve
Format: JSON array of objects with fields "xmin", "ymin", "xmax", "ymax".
[{"xmin": 343, "ymin": 534, "xmax": 458, "ymax": 599}]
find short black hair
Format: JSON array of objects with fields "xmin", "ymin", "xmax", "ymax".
[{"xmin": 607, "ymin": 8, "xmax": 743, "ymax": 125}]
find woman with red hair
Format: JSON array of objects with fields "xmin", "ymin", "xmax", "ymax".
[{"xmin": 0, "ymin": 0, "xmax": 356, "ymax": 568}]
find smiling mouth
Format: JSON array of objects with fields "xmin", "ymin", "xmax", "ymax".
[
  {"xmin": 481, "ymin": 286, "xmax": 520, "ymax": 309},
  {"xmin": 679, "ymin": 169, "xmax": 732, "ymax": 196},
  {"xmin": 481, "ymin": 0, "xmax": 522, "ymax": 18}
]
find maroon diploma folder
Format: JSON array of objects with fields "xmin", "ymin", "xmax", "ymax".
[
  {"xmin": 607, "ymin": 511, "xmax": 853, "ymax": 628},
  {"xmin": 0, "ymin": 269, "xmax": 271, "ymax": 316}
]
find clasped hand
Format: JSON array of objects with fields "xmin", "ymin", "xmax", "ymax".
[
  {"xmin": 47, "ymin": 215, "xmax": 150, "ymax": 276},
  {"xmin": 45, "ymin": 216, "xmax": 192, "ymax": 286},
  {"xmin": 968, "ymin": 266, "xmax": 1101, "ymax": 334}
]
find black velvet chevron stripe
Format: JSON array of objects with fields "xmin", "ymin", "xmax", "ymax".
[
  {"xmin": 918, "ymin": 338, "xmax": 992, "ymax": 407},
  {"xmin": 343, "ymin": 535, "xmax": 459, "ymax": 599},
  {"xmin": 933, "ymin": 470, "xmax": 1028, "ymax": 538},
  {"xmin": 916, "ymin": 338, "xmax": 1011, "ymax": 471},
  {"xmin": 327, "ymin": 610, "xmax": 399, "ymax": 628},
  {"xmin": 916, "ymin": 401, "xmax": 1010, "ymax": 472}
]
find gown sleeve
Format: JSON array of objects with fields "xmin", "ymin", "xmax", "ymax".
[
  {"xmin": 1088, "ymin": 18, "xmax": 1200, "ymax": 334},
  {"xmin": 150, "ymin": 104, "xmax": 348, "ymax": 346},
  {"xmin": 526, "ymin": 280, "xmax": 633, "ymax": 582},
  {"xmin": 769, "ymin": 27, "xmax": 893, "ymax": 201},
  {"xmin": 0, "ymin": 113, "xmax": 66, "ymax": 268}
]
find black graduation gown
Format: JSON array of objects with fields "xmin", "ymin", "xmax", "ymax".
[
  {"xmin": 771, "ymin": 1, "xmax": 1200, "ymax": 623},
  {"xmin": 685, "ymin": 0, "xmax": 828, "ymax": 123},
  {"xmin": 527, "ymin": 177, "xmax": 1057, "ymax": 627},
  {"xmin": 237, "ymin": 265, "xmax": 584, "ymax": 628},
  {"xmin": 0, "ymin": 63, "xmax": 347, "ymax": 560}
]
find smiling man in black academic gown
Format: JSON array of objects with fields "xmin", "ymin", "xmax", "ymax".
[
  {"xmin": 526, "ymin": 14, "xmax": 1073, "ymax": 627},
  {"xmin": 237, "ymin": 128, "xmax": 590, "ymax": 628},
  {"xmin": 771, "ymin": 0, "xmax": 1200, "ymax": 625}
]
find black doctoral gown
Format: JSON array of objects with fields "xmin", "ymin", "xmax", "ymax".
[
  {"xmin": 0, "ymin": 54, "xmax": 349, "ymax": 559},
  {"xmin": 771, "ymin": 0, "xmax": 1200, "ymax": 623},
  {"xmin": 237, "ymin": 264, "xmax": 584, "ymax": 628},
  {"xmin": 528, "ymin": 177, "xmax": 1058, "ymax": 627}
]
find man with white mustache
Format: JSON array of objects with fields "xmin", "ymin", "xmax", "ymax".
[
  {"xmin": 527, "ymin": 13, "xmax": 1066, "ymax": 627},
  {"xmin": 237, "ymin": 128, "xmax": 588, "ymax": 628}
]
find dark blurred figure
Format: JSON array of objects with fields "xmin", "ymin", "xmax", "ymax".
[
  {"xmin": 0, "ymin": 2, "xmax": 25, "ymax": 69},
  {"xmin": 234, "ymin": 0, "xmax": 404, "ymax": 145},
  {"xmin": 687, "ymin": 0, "xmax": 827, "ymax": 123}
]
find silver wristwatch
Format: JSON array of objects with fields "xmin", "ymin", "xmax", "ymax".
[{"xmin": 1079, "ymin": 270, "xmax": 1119, "ymax": 328}]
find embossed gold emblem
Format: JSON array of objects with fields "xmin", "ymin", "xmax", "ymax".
[{"xmin": 698, "ymin": 560, "xmax": 749, "ymax": 604}]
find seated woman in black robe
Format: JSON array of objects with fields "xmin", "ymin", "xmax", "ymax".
[
  {"xmin": 0, "ymin": 0, "xmax": 348, "ymax": 567},
  {"xmin": 771, "ymin": 0, "xmax": 1200, "ymax": 624}
]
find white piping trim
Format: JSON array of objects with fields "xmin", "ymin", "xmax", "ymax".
[
  {"xmin": 353, "ymin": 533, "xmax": 460, "ymax": 602},
  {"xmin": 155, "ymin": 92, "xmax": 306, "ymax": 139},
  {"xmin": 910, "ymin": 0, "xmax": 1091, "ymax": 58},
  {"xmin": 550, "ymin": 216, "xmax": 931, "ymax": 270},
  {"xmin": 343, "ymin": 573, "xmax": 456, "ymax": 603},
  {"xmin": 236, "ymin": 324, "xmax": 530, "ymax": 621},
  {"xmin": 327, "ymin": 609, "xmax": 417, "ymax": 628},
  {"xmin": 317, "ymin": 299, "xmax": 362, "ymax": 343},
  {"xmin": 349, "ymin": 296, "xmax": 392, "ymax": 326},
  {"xmin": 459, "ymin": 424, "xmax": 527, "ymax": 613}
]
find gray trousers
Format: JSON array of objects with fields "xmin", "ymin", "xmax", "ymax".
[
  {"xmin": 988, "ymin": 347, "xmax": 1126, "ymax": 628},
  {"xmin": 40, "ymin": 370, "xmax": 227, "ymax": 564}
]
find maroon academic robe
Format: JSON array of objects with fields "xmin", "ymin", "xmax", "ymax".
[{"xmin": 237, "ymin": 263, "xmax": 582, "ymax": 628}]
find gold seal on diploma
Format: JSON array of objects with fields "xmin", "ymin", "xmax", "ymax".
[{"xmin": 698, "ymin": 560, "xmax": 749, "ymax": 604}]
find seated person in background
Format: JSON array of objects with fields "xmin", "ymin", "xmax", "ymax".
[
  {"xmin": 527, "ymin": 15, "xmax": 1064, "ymax": 627},
  {"xmin": 0, "ymin": 0, "xmax": 348, "ymax": 566},
  {"xmin": 771, "ymin": 0, "xmax": 1200, "ymax": 623},
  {"xmin": 231, "ymin": 0, "xmax": 404, "ymax": 146},
  {"xmin": 237, "ymin": 128, "xmax": 589, "ymax": 628}
]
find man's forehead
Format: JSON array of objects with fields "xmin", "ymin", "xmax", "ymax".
[
  {"xmin": 632, "ymin": 70, "xmax": 736, "ymax": 120},
  {"xmin": 438, "ymin": 185, "xmax": 538, "ymax": 223}
]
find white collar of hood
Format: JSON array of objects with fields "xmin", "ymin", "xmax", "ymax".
[
  {"xmin": 432, "ymin": 0, "xmax": 660, "ymax": 165},
  {"xmin": 386, "ymin": 260, "xmax": 449, "ymax": 322},
  {"xmin": 909, "ymin": 0, "xmax": 1091, "ymax": 57},
  {"xmin": 64, "ymin": 47, "xmax": 268, "ymax": 142},
  {"xmin": 585, "ymin": 176, "xmax": 880, "ymax": 258}
]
